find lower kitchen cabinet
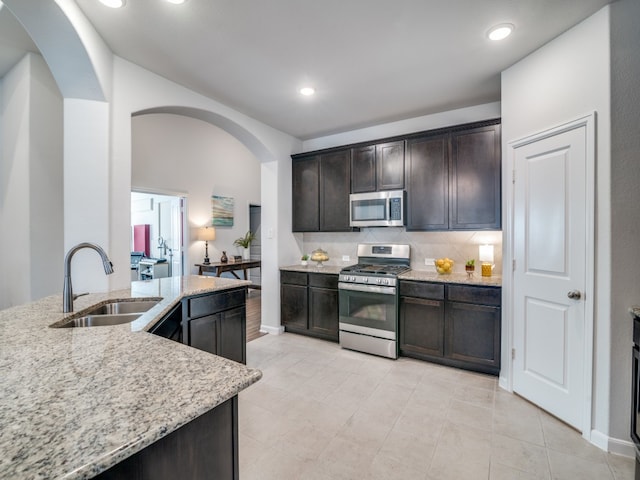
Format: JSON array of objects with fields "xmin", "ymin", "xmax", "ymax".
[
  {"xmin": 281, "ymin": 270, "xmax": 339, "ymax": 341},
  {"xmin": 182, "ymin": 287, "xmax": 247, "ymax": 364},
  {"xmin": 96, "ymin": 396, "xmax": 239, "ymax": 480},
  {"xmin": 399, "ymin": 280, "xmax": 501, "ymax": 375}
]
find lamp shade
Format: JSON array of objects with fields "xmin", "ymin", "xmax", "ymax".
[
  {"xmin": 199, "ymin": 226, "xmax": 216, "ymax": 242},
  {"xmin": 479, "ymin": 244, "xmax": 494, "ymax": 263}
]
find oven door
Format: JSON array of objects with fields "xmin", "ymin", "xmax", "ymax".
[{"xmin": 338, "ymin": 282, "xmax": 398, "ymax": 339}]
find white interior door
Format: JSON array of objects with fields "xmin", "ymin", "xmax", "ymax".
[{"xmin": 512, "ymin": 118, "xmax": 593, "ymax": 432}]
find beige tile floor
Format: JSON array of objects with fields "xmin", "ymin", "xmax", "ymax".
[{"xmin": 239, "ymin": 333, "xmax": 634, "ymax": 480}]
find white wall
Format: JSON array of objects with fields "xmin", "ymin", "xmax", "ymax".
[
  {"xmin": 302, "ymin": 102, "xmax": 500, "ymax": 152},
  {"xmin": 111, "ymin": 58, "xmax": 302, "ymax": 333},
  {"xmin": 609, "ymin": 0, "xmax": 640, "ymax": 445},
  {"xmin": 501, "ymin": 7, "xmax": 616, "ymax": 447},
  {"xmin": 0, "ymin": 53, "xmax": 63, "ymax": 309},
  {"xmin": 131, "ymin": 113, "xmax": 261, "ymax": 271}
]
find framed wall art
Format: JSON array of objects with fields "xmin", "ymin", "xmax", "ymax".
[{"xmin": 211, "ymin": 195, "xmax": 234, "ymax": 226}]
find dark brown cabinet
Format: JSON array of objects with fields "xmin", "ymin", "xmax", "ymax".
[
  {"xmin": 399, "ymin": 281, "xmax": 445, "ymax": 357},
  {"xmin": 405, "ymin": 122, "xmax": 501, "ymax": 231},
  {"xmin": 97, "ymin": 397, "xmax": 239, "ymax": 480},
  {"xmin": 405, "ymin": 134, "xmax": 449, "ymax": 230},
  {"xmin": 399, "ymin": 280, "xmax": 501, "ymax": 375},
  {"xmin": 351, "ymin": 145, "xmax": 376, "ymax": 193},
  {"xmin": 320, "ymin": 150, "xmax": 351, "ymax": 231},
  {"xmin": 280, "ymin": 270, "xmax": 339, "ymax": 341},
  {"xmin": 292, "ymin": 151, "xmax": 351, "ymax": 232},
  {"xmin": 450, "ymin": 124, "xmax": 501, "ymax": 230},
  {"xmin": 350, "ymin": 141, "xmax": 405, "ymax": 193},
  {"xmin": 182, "ymin": 287, "xmax": 247, "ymax": 364},
  {"xmin": 292, "ymin": 156, "xmax": 320, "ymax": 232},
  {"xmin": 291, "ymin": 119, "xmax": 500, "ymax": 232}
]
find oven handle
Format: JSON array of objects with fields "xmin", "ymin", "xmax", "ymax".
[{"xmin": 338, "ymin": 282, "xmax": 396, "ymax": 295}]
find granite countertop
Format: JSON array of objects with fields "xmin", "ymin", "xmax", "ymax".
[
  {"xmin": 0, "ymin": 275, "xmax": 262, "ymax": 480},
  {"xmin": 280, "ymin": 264, "xmax": 501, "ymax": 286},
  {"xmin": 400, "ymin": 270, "xmax": 502, "ymax": 287},
  {"xmin": 280, "ymin": 264, "xmax": 346, "ymax": 275}
]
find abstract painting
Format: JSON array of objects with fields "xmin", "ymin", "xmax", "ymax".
[{"xmin": 211, "ymin": 195, "xmax": 234, "ymax": 226}]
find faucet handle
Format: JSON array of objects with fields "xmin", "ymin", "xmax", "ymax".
[{"xmin": 73, "ymin": 292, "xmax": 89, "ymax": 301}]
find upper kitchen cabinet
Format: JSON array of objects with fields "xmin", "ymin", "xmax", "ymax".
[
  {"xmin": 450, "ymin": 124, "xmax": 501, "ymax": 230},
  {"xmin": 351, "ymin": 140, "xmax": 405, "ymax": 192},
  {"xmin": 320, "ymin": 150, "xmax": 351, "ymax": 231},
  {"xmin": 292, "ymin": 156, "xmax": 320, "ymax": 231},
  {"xmin": 292, "ymin": 150, "xmax": 351, "ymax": 232},
  {"xmin": 405, "ymin": 134, "xmax": 449, "ymax": 231}
]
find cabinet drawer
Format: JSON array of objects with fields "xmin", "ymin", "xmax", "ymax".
[
  {"xmin": 309, "ymin": 273, "xmax": 338, "ymax": 289},
  {"xmin": 447, "ymin": 285, "xmax": 501, "ymax": 306},
  {"xmin": 187, "ymin": 288, "xmax": 246, "ymax": 319},
  {"xmin": 399, "ymin": 281, "xmax": 444, "ymax": 300},
  {"xmin": 281, "ymin": 271, "xmax": 308, "ymax": 286}
]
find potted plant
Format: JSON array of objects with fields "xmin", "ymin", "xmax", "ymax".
[
  {"xmin": 465, "ymin": 259, "xmax": 475, "ymax": 276},
  {"xmin": 233, "ymin": 231, "xmax": 255, "ymax": 260},
  {"xmin": 301, "ymin": 254, "xmax": 309, "ymax": 266}
]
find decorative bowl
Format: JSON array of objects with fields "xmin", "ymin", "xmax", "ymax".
[
  {"xmin": 310, "ymin": 248, "xmax": 329, "ymax": 267},
  {"xmin": 434, "ymin": 258, "xmax": 454, "ymax": 274}
]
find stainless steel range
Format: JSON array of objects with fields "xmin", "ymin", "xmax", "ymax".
[{"xmin": 338, "ymin": 243, "xmax": 410, "ymax": 359}]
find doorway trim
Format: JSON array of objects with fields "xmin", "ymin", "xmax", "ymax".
[{"xmin": 505, "ymin": 112, "xmax": 596, "ymax": 441}]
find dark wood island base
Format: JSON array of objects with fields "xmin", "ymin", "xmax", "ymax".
[{"xmin": 97, "ymin": 396, "xmax": 239, "ymax": 480}]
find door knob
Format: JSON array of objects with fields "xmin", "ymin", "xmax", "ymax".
[{"xmin": 567, "ymin": 290, "xmax": 582, "ymax": 300}]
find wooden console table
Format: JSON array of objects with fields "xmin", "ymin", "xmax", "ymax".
[{"xmin": 195, "ymin": 260, "xmax": 261, "ymax": 284}]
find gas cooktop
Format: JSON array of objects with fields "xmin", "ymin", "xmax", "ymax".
[{"xmin": 341, "ymin": 263, "xmax": 410, "ymax": 276}]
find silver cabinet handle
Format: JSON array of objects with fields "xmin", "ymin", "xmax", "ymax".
[{"xmin": 567, "ymin": 290, "xmax": 582, "ymax": 300}]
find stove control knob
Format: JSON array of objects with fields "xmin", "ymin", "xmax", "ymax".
[
  {"xmin": 363, "ymin": 277, "xmax": 368, "ymax": 283},
  {"xmin": 376, "ymin": 278, "xmax": 382, "ymax": 284},
  {"xmin": 350, "ymin": 276, "xmax": 356, "ymax": 282}
]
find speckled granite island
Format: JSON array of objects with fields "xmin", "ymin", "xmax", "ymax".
[{"xmin": 0, "ymin": 275, "xmax": 262, "ymax": 480}]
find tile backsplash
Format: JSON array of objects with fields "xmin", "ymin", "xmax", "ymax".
[{"xmin": 298, "ymin": 228, "xmax": 503, "ymax": 274}]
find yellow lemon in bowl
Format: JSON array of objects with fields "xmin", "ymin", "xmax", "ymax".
[{"xmin": 434, "ymin": 258, "xmax": 454, "ymax": 274}]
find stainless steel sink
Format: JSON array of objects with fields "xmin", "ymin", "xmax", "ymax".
[
  {"xmin": 57, "ymin": 313, "xmax": 143, "ymax": 328},
  {"xmin": 51, "ymin": 298, "xmax": 162, "ymax": 328},
  {"xmin": 82, "ymin": 300, "xmax": 161, "ymax": 316}
]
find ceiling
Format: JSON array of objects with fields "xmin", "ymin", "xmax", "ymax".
[{"xmin": 1, "ymin": 0, "xmax": 613, "ymax": 140}]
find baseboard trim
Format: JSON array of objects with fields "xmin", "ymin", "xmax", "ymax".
[
  {"xmin": 260, "ymin": 324, "xmax": 284, "ymax": 335},
  {"xmin": 590, "ymin": 429, "xmax": 635, "ymax": 457}
]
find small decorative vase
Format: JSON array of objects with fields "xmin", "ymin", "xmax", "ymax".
[
  {"xmin": 465, "ymin": 265, "xmax": 475, "ymax": 277},
  {"xmin": 220, "ymin": 251, "xmax": 228, "ymax": 263},
  {"xmin": 301, "ymin": 260, "xmax": 308, "ymax": 266},
  {"xmin": 242, "ymin": 247, "xmax": 250, "ymax": 261}
]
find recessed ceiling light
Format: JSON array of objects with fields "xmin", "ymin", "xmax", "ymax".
[
  {"xmin": 299, "ymin": 87, "xmax": 315, "ymax": 96},
  {"xmin": 99, "ymin": 0, "xmax": 125, "ymax": 8},
  {"xmin": 488, "ymin": 23, "xmax": 514, "ymax": 41},
  {"xmin": 166, "ymin": 0, "xmax": 187, "ymax": 4}
]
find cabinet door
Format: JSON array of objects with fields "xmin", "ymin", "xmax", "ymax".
[
  {"xmin": 405, "ymin": 135, "xmax": 449, "ymax": 230},
  {"xmin": 218, "ymin": 306, "xmax": 246, "ymax": 364},
  {"xmin": 308, "ymin": 286, "xmax": 339, "ymax": 341},
  {"xmin": 450, "ymin": 125, "xmax": 501, "ymax": 229},
  {"xmin": 399, "ymin": 297, "xmax": 445, "ymax": 357},
  {"xmin": 445, "ymin": 301, "xmax": 501, "ymax": 373},
  {"xmin": 187, "ymin": 313, "xmax": 220, "ymax": 355},
  {"xmin": 351, "ymin": 145, "xmax": 376, "ymax": 193},
  {"xmin": 292, "ymin": 156, "xmax": 319, "ymax": 231},
  {"xmin": 376, "ymin": 140, "xmax": 405, "ymax": 191},
  {"xmin": 280, "ymin": 283, "xmax": 308, "ymax": 330},
  {"xmin": 320, "ymin": 150, "xmax": 351, "ymax": 231}
]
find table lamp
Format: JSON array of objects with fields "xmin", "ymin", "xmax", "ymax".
[
  {"xmin": 199, "ymin": 227, "xmax": 216, "ymax": 265},
  {"xmin": 479, "ymin": 244, "xmax": 494, "ymax": 277}
]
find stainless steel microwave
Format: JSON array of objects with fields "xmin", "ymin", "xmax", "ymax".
[{"xmin": 349, "ymin": 190, "xmax": 405, "ymax": 227}]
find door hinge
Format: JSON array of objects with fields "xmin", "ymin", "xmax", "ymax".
[
  {"xmin": 512, "ymin": 170, "xmax": 516, "ymax": 184},
  {"xmin": 512, "ymin": 348, "xmax": 516, "ymax": 360},
  {"xmin": 512, "ymin": 259, "xmax": 516, "ymax": 271}
]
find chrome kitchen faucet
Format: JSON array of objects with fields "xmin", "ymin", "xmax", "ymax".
[{"xmin": 63, "ymin": 242, "xmax": 114, "ymax": 313}]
